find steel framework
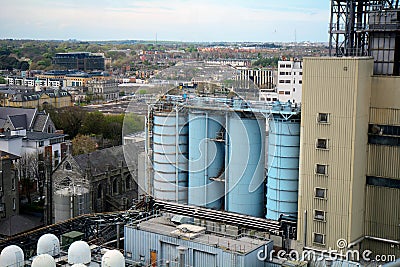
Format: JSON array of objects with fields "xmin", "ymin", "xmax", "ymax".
[{"xmin": 329, "ymin": 0, "xmax": 400, "ymax": 57}]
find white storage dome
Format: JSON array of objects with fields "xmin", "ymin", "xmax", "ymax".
[
  {"xmin": 37, "ymin": 233, "xmax": 60, "ymax": 256},
  {"xmin": 68, "ymin": 240, "xmax": 91, "ymax": 264},
  {"xmin": 0, "ymin": 245, "xmax": 24, "ymax": 267},
  {"xmin": 101, "ymin": 249, "xmax": 125, "ymax": 267},
  {"xmin": 71, "ymin": 264, "xmax": 87, "ymax": 267},
  {"xmin": 32, "ymin": 254, "xmax": 56, "ymax": 267}
]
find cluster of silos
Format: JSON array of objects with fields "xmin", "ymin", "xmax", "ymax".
[
  {"xmin": 266, "ymin": 102, "xmax": 301, "ymax": 220},
  {"xmin": 54, "ymin": 185, "xmax": 90, "ymax": 223},
  {"xmin": 151, "ymin": 106, "xmax": 266, "ymax": 217},
  {"xmin": 152, "ymin": 110, "xmax": 189, "ymax": 204}
]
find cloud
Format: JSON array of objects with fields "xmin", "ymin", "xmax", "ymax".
[{"xmin": 0, "ymin": 0, "xmax": 330, "ymax": 41}]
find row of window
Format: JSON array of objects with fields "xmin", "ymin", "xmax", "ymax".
[
  {"xmin": 278, "ymin": 80, "xmax": 302, "ymax": 84},
  {"xmin": 279, "ymin": 71, "xmax": 303, "ymax": 76},
  {"xmin": 312, "ymin": 111, "xmax": 330, "ymax": 245}
]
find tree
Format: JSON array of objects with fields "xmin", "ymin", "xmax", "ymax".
[
  {"xmin": 80, "ymin": 111, "xmax": 105, "ymax": 135},
  {"xmin": 45, "ymin": 106, "xmax": 86, "ymax": 139},
  {"xmin": 72, "ymin": 134, "xmax": 97, "ymax": 155},
  {"xmin": 15, "ymin": 153, "xmax": 45, "ymax": 204},
  {"xmin": 0, "ymin": 77, "xmax": 6, "ymax": 84}
]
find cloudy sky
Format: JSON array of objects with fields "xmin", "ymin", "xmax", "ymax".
[{"xmin": 0, "ymin": 0, "xmax": 330, "ymax": 42}]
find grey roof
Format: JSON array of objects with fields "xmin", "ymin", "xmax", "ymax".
[
  {"xmin": 32, "ymin": 113, "xmax": 48, "ymax": 132},
  {"xmin": 0, "ymin": 132, "xmax": 23, "ymax": 140},
  {"xmin": 74, "ymin": 144, "xmax": 140, "ymax": 176},
  {"xmin": 25, "ymin": 131, "xmax": 65, "ymax": 141},
  {"xmin": 8, "ymin": 114, "xmax": 27, "ymax": 129},
  {"xmin": 0, "ymin": 107, "xmax": 37, "ymax": 127}
]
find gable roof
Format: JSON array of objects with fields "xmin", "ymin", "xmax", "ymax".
[
  {"xmin": 73, "ymin": 144, "xmax": 142, "ymax": 177},
  {"xmin": 0, "ymin": 107, "xmax": 37, "ymax": 129},
  {"xmin": 8, "ymin": 114, "xmax": 27, "ymax": 129},
  {"xmin": 32, "ymin": 113, "xmax": 48, "ymax": 132}
]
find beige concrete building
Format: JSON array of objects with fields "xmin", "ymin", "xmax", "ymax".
[{"xmin": 297, "ymin": 57, "xmax": 400, "ymax": 258}]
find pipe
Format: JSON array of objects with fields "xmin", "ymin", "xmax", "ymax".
[
  {"xmin": 175, "ymin": 106, "xmax": 179, "ymax": 203},
  {"xmin": 204, "ymin": 112, "xmax": 208, "ymax": 206},
  {"xmin": 303, "ymin": 210, "xmax": 307, "ymax": 247}
]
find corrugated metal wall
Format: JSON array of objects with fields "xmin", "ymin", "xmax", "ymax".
[
  {"xmin": 370, "ymin": 108, "xmax": 400, "ymax": 125},
  {"xmin": 193, "ymin": 250, "xmax": 217, "ymax": 267},
  {"xmin": 124, "ymin": 226, "xmax": 272, "ymax": 267},
  {"xmin": 298, "ymin": 57, "xmax": 373, "ymax": 249},
  {"xmin": 367, "ymin": 144, "xmax": 400, "ymax": 179},
  {"xmin": 365, "ymin": 186, "xmax": 400, "ymax": 241}
]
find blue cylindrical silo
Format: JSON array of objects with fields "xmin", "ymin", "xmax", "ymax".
[
  {"xmin": 153, "ymin": 111, "xmax": 188, "ymax": 204},
  {"xmin": 226, "ymin": 115, "xmax": 265, "ymax": 217},
  {"xmin": 188, "ymin": 112, "xmax": 225, "ymax": 209},
  {"xmin": 266, "ymin": 111, "xmax": 300, "ymax": 220}
]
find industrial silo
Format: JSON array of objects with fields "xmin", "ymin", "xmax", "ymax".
[
  {"xmin": 225, "ymin": 114, "xmax": 265, "ymax": 217},
  {"xmin": 153, "ymin": 110, "xmax": 189, "ymax": 204},
  {"xmin": 188, "ymin": 111, "xmax": 225, "ymax": 209},
  {"xmin": 266, "ymin": 103, "xmax": 301, "ymax": 220},
  {"xmin": 54, "ymin": 185, "xmax": 91, "ymax": 223}
]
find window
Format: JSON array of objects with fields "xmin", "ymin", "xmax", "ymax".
[
  {"xmin": 54, "ymin": 150, "xmax": 59, "ymax": 158},
  {"xmin": 299, "ymin": 72, "xmax": 303, "ymax": 75},
  {"xmin": 316, "ymin": 139, "xmax": 328, "ymax": 149},
  {"xmin": 11, "ymin": 178, "xmax": 15, "ymax": 190},
  {"xmin": 65, "ymin": 162, "xmax": 72, "ymax": 171},
  {"xmin": 279, "ymin": 80, "xmax": 285, "ymax": 84},
  {"xmin": 97, "ymin": 184, "xmax": 102, "ymax": 199},
  {"xmin": 285, "ymin": 80, "xmax": 290, "ymax": 83},
  {"xmin": 315, "ymin": 164, "xmax": 327, "ymax": 175},
  {"xmin": 38, "ymin": 141, "xmax": 44, "ymax": 147},
  {"xmin": 279, "ymin": 91, "xmax": 285, "ymax": 95},
  {"xmin": 317, "ymin": 113, "xmax": 329, "ymax": 123},
  {"xmin": 293, "ymin": 88, "xmax": 296, "ymax": 92},
  {"xmin": 285, "ymin": 91, "xmax": 290, "ymax": 95},
  {"xmin": 112, "ymin": 179, "xmax": 118, "ymax": 195},
  {"xmin": 315, "ymin": 188, "xmax": 327, "ymax": 199},
  {"xmin": 314, "ymin": 210, "xmax": 326, "ymax": 221},
  {"xmin": 313, "ymin": 233, "xmax": 325, "ymax": 245},
  {"xmin": 126, "ymin": 175, "xmax": 132, "ymax": 190},
  {"xmin": 13, "ymin": 198, "xmax": 16, "ymax": 211}
]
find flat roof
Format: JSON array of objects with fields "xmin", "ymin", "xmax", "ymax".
[{"xmin": 134, "ymin": 216, "xmax": 269, "ymax": 254}]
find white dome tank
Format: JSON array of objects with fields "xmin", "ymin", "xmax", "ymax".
[
  {"xmin": 32, "ymin": 254, "xmax": 56, "ymax": 267},
  {"xmin": 101, "ymin": 249, "xmax": 125, "ymax": 267},
  {"xmin": 68, "ymin": 240, "xmax": 91, "ymax": 264},
  {"xmin": 0, "ymin": 245, "xmax": 24, "ymax": 267},
  {"xmin": 37, "ymin": 233, "xmax": 60, "ymax": 256},
  {"xmin": 71, "ymin": 264, "xmax": 87, "ymax": 267}
]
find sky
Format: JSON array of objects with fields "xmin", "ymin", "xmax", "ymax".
[{"xmin": 0, "ymin": 0, "xmax": 330, "ymax": 42}]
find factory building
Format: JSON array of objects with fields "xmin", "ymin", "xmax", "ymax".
[
  {"xmin": 296, "ymin": 0, "xmax": 400, "ymax": 260},
  {"xmin": 124, "ymin": 215, "xmax": 273, "ymax": 267}
]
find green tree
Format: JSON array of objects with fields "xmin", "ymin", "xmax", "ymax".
[
  {"xmin": 0, "ymin": 77, "xmax": 6, "ymax": 84},
  {"xmin": 45, "ymin": 106, "xmax": 86, "ymax": 139},
  {"xmin": 123, "ymin": 113, "xmax": 145, "ymax": 135},
  {"xmin": 80, "ymin": 111, "xmax": 105, "ymax": 135}
]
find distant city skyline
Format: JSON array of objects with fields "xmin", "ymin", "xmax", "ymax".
[{"xmin": 1, "ymin": 0, "xmax": 330, "ymax": 42}]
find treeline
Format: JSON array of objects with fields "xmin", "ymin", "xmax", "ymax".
[
  {"xmin": 0, "ymin": 46, "xmax": 30, "ymax": 71},
  {"xmin": 45, "ymin": 106, "xmax": 144, "ymax": 154},
  {"xmin": 252, "ymin": 56, "xmax": 280, "ymax": 68}
]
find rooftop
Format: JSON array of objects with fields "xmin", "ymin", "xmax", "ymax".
[{"xmin": 131, "ymin": 216, "xmax": 269, "ymax": 254}]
